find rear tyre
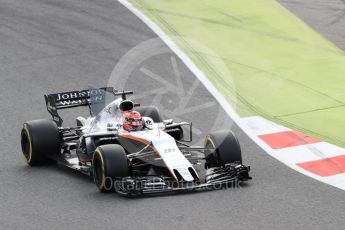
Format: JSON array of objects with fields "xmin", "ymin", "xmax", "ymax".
[
  {"xmin": 204, "ymin": 130, "xmax": 242, "ymax": 168},
  {"xmin": 21, "ymin": 119, "xmax": 61, "ymax": 166},
  {"xmin": 136, "ymin": 106, "xmax": 184, "ymax": 140},
  {"xmin": 92, "ymin": 144, "xmax": 129, "ymax": 193},
  {"xmin": 136, "ymin": 106, "xmax": 163, "ymax": 122}
]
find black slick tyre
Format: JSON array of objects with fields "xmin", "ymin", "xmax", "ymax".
[
  {"xmin": 92, "ymin": 144, "xmax": 129, "ymax": 193},
  {"xmin": 204, "ymin": 130, "xmax": 242, "ymax": 168},
  {"xmin": 136, "ymin": 106, "xmax": 163, "ymax": 122},
  {"xmin": 21, "ymin": 119, "xmax": 61, "ymax": 166}
]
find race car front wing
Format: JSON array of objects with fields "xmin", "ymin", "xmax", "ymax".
[{"xmin": 114, "ymin": 163, "xmax": 251, "ymax": 196}]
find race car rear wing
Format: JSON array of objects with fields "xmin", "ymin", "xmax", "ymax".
[{"xmin": 44, "ymin": 87, "xmax": 133, "ymax": 126}]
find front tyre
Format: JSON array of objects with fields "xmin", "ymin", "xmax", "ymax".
[
  {"xmin": 21, "ymin": 119, "xmax": 61, "ymax": 166},
  {"xmin": 92, "ymin": 144, "xmax": 129, "ymax": 193},
  {"xmin": 204, "ymin": 130, "xmax": 242, "ymax": 168},
  {"xmin": 136, "ymin": 106, "xmax": 163, "ymax": 122}
]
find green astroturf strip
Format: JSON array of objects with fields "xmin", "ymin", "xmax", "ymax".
[{"xmin": 130, "ymin": 0, "xmax": 345, "ymax": 147}]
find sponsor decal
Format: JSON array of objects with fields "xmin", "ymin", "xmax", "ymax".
[
  {"xmin": 116, "ymin": 123, "xmax": 123, "ymax": 129},
  {"xmin": 55, "ymin": 88, "xmax": 105, "ymax": 101},
  {"xmin": 145, "ymin": 119, "xmax": 153, "ymax": 126},
  {"xmin": 99, "ymin": 136, "xmax": 117, "ymax": 141},
  {"xmin": 53, "ymin": 89, "xmax": 106, "ymax": 107}
]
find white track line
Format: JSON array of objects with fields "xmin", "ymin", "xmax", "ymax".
[
  {"xmin": 118, "ymin": 0, "xmax": 345, "ymax": 191},
  {"xmin": 240, "ymin": 116, "xmax": 291, "ymax": 135}
]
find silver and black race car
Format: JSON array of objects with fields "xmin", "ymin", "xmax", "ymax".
[{"xmin": 20, "ymin": 87, "xmax": 251, "ymax": 196}]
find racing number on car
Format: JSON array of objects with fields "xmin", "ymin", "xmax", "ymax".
[{"xmin": 164, "ymin": 147, "xmax": 176, "ymax": 154}]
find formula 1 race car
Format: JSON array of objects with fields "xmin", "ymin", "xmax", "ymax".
[{"xmin": 21, "ymin": 87, "xmax": 251, "ymax": 195}]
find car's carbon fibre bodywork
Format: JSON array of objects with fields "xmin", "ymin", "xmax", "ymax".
[
  {"xmin": 22, "ymin": 87, "xmax": 251, "ymax": 196},
  {"xmin": 115, "ymin": 164, "xmax": 251, "ymax": 196}
]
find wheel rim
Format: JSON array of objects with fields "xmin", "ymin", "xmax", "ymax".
[{"xmin": 205, "ymin": 137, "xmax": 220, "ymax": 167}]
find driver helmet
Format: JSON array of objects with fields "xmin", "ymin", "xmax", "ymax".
[{"xmin": 123, "ymin": 111, "xmax": 143, "ymax": 131}]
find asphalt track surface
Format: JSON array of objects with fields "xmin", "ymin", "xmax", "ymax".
[
  {"xmin": 279, "ymin": 0, "xmax": 345, "ymax": 51},
  {"xmin": 0, "ymin": 0, "xmax": 344, "ymax": 229}
]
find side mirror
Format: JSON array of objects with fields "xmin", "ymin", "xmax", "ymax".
[{"xmin": 163, "ymin": 119, "xmax": 173, "ymax": 125}]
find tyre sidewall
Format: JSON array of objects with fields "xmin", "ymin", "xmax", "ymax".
[
  {"xmin": 21, "ymin": 119, "xmax": 61, "ymax": 166},
  {"xmin": 92, "ymin": 144, "xmax": 129, "ymax": 192},
  {"xmin": 205, "ymin": 130, "xmax": 242, "ymax": 166}
]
